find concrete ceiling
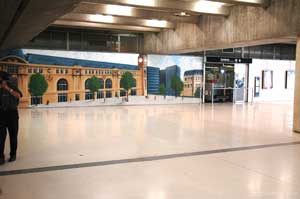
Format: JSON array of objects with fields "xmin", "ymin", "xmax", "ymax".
[
  {"xmin": 0, "ymin": 0, "xmax": 81, "ymax": 50},
  {"xmin": 53, "ymin": 0, "xmax": 270, "ymax": 32},
  {"xmin": 0, "ymin": 0, "xmax": 269, "ymax": 50}
]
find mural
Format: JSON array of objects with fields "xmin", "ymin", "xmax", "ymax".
[{"xmin": 147, "ymin": 55, "xmax": 203, "ymax": 79}]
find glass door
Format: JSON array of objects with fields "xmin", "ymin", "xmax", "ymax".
[
  {"xmin": 205, "ymin": 64, "xmax": 234, "ymax": 103},
  {"xmin": 234, "ymin": 64, "xmax": 248, "ymax": 103}
]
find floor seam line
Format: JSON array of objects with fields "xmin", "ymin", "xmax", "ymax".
[{"xmin": 1, "ymin": 141, "xmax": 300, "ymax": 177}]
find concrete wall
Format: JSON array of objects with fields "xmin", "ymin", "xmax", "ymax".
[
  {"xmin": 248, "ymin": 59, "xmax": 296, "ymax": 102},
  {"xmin": 144, "ymin": 0, "xmax": 300, "ymax": 54}
]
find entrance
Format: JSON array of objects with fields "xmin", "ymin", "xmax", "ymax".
[
  {"xmin": 234, "ymin": 64, "xmax": 248, "ymax": 103},
  {"xmin": 204, "ymin": 62, "xmax": 248, "ymax": 103},
  {"xmin": 205, "ymin": 64, "xmax": 234, "ymax": 102}
]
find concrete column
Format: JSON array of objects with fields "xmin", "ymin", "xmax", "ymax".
[{"xmin": 293, "ymin": 38, "xmax": 300, "ymax": 133}]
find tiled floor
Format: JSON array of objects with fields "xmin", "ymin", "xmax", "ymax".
[{"xmin": 0, "ymin": 103, "xmax": 300, "ymax": 198}]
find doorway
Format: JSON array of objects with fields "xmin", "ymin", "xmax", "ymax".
[{"xmin": 205, "ymin": 63, "xmax": 248, "ymax": 103}]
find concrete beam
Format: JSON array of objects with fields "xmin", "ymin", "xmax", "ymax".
[
  {"xmin": 61, "ymin": 13, "xmax": 175, "ymax": 29},
  {"xmin": 0, "ymin": 0, "xmax": 24, "ymax": 45},
  {"xmin": 144, "ymin": 0, "xmax": 300, "ymax": 54},
  {"xmin": 83, "ymin": 0, "xmax": 231, "ymax": 16},
  {"xmin": 73, "ymin": 3, "xmax": 200, "ymax": 23},
  {"xmin": 53, "ymin": 20, "xmax": 162, "ymax": 32},
  {"xmin": 208, "ymin": 0, "xmax": 270, "ymax": 7},
  {"xmin": 0, "ymin": 0, "xmax": 81, "ymax": 50}
]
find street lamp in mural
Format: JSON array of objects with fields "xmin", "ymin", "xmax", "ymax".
[{"xmin": 262, "ymin": 70, "xmax": 273, "ymax": 89}]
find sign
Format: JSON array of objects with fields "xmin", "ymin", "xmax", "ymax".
[{"xmin": 206, "ymin": 57, "xmax": 252, "ymax": 64}]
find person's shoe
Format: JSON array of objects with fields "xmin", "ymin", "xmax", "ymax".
[
  {"xmin": 0, "ymin": 158, "xmax": 5, "ymax": 165},
  {"xmin": 8, "ymin": 155, "xmax": 16, "ymax": 162}
]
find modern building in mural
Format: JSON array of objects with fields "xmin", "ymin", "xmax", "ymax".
[
  {"xmin": 147, "ymin": 54, "xmax": 203, "ymax": 96},
  {"xmin": 147, "ymin": 66, "xmax": 160, "ymax": 94},
  {"xmin": 160, "ymin": 65, "xmax": 181, "ymax": 96}
]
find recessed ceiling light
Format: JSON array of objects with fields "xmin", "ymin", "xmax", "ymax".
[
  {"xmin": 193, "ymin": 0, "xmax": 226, "ymax": 12},
  {"xmin": 145, "ymin": 19, "xmax": 168, "ymax": 28},
  {"xmin": 174, "ymin": 12, "xmax": 191, "ymax": 17},
  {"xmin": 89, "ymin": 14, "xmax": 114, "ymax": 23},
  {"xmin": 126, "ymin": 0, "xmax": 155, "ymax": 6},
  {"xmin": 105, "ymin": 5, "xmax": 133, "ymax": 16}
]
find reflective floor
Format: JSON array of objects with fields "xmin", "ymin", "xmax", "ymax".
[{"xmin": 0, "ymin": 103, "xmax": 300, "ymax": 199}]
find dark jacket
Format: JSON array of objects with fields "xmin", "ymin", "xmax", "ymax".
[{"xmin": 0, "ymin": 81, "xmax": 23, "ymax": 111}]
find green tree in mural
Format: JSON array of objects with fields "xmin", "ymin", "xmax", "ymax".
[
  {"xmin": 194, "ymin": 87, "xmax": 201, "ymax": 98},
  {"xmin": 120, "ymin": 72, "xmax": 135, "ymax": 102},
  {"xmin": 159, "ymin": 84, "xmax": 167, "ymax": 99},
  {"xmin": 28, "ymin": 73, "xmax": 48, "ymax": 105},
  {"xmin": 87, "ymin": 76, "xmax": 102, "ymax": 100},
  {"xmin": 171, "ymin": 75, "xmax": 184, "ymax": 97}
]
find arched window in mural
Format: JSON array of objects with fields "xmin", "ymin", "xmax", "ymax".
[
  {"xmin": 96, "ymin": 78, "xmax": 105, "ymax": 99},
  {"xmin": 105, "ymin": 79, "xmax": 112, "ymax": 98},
  {"xmin": 57, "ymin": 79, "xmax": 68, "ymax": 91},
  {"xmin": 85, "ymin": 79, "xmax": 90, "ymax": 90},
  {"xmin": 105, "ymin": 79, "xmax": 112, "ymax": 89},
  {"xmin": 57, "ymin": 79, "xmax": 68, "ymax": 102},
  {"xmin": 85, "ymin": 78, "xmax": 93, "ymax": 100}
]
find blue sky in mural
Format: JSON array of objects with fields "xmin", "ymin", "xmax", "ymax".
[
  {"xmin": 148, "ymin": 55, "xmax": 203, "ymax": 79},
  {"xmin": 23, "ymin": 49, "xmax": 139, "ymax": 65}
]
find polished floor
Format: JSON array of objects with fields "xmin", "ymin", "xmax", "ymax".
[{"xmin": 0, "ymin": 103, "xmax": 300, "ymax": 198}]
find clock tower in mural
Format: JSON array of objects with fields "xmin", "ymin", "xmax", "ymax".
[{"xmin": 138, "ymin": 54, "xmax": 147, "ymax": 96}]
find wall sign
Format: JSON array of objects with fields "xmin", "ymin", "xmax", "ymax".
[{"xmin": 206, "ymin": 57, "xmax": 252, "ymax": 64}]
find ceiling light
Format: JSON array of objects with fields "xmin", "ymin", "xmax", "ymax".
[
  {"xmin": 145, "ymin": 19, "xmax": 168, "ymax": 28},
  {"xmin": 126, "ymin": 0, "xmax": 155, "ymax": 6},
  {"xmin": 89, "ymin": 14, "xmax": 114, "ymax": 23},
  {"xmin": 105, "ymin": 5, "xmax": 133, "ymax": 16},
  {"xmin": 174, "ymin": 12, "xmax": 191, "ymax": 17},
  {"xmin": 194, "ymin": 0, "xmax": 226, "ymax": 12}
]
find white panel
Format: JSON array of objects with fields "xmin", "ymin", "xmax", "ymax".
[{"xmin": 248, "ymin": 59, "xmax": 296, "ymax": 102}]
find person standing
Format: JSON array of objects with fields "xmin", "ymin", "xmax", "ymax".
[{"xmin": 0, "ymin": 71, "xmax": 22, "ymax": 165}]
